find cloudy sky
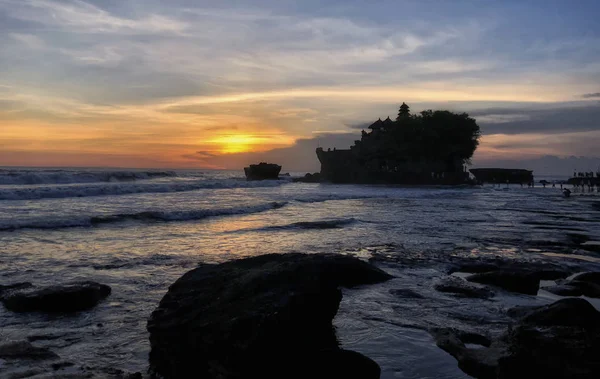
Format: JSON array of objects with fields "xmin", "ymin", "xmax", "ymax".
[{"xmin": 1, "ymin": 0, "xmax": 599, "ymax": 173}]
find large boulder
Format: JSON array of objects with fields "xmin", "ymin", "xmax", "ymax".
[
  {"xmin": 1, "ymin": 281, "xmax": 111, "ymax": 313},
  {"xmin": 466, "ymin": 271, "xmax": 540, "ymax": 295},
  {"xmin": 147, "ymin": 253, "xmax": 392, "ymax": 379}
]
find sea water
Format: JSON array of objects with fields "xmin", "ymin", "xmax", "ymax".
[{"xmin": 1, "ymin": 167, "xmax": 599, "ymax": 378}]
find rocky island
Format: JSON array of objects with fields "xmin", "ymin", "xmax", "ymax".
[
  {"xmin": 244, "ymin": 162, "xmax": 282, "ymax": 180},
  {"xmin": 317, "ymin": 103, "xmax": 480, "ymax": 184}
]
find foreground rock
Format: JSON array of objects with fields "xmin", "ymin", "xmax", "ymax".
[
  {"xmin": 1, "ymin": 281, "xmax": 111, "ymax": 313},
  {"xmin": 466, "ymin": 271, "xmax": 540, "ymax": 295},
  {"xmin": 434, "ymin": 276, "xmax": 494, "ymax": 299},
  {"xmin": 434, "ymin": 298, "xmax": 600, "ymax": 378},
  {"xmin": 147, "ymin": 253, "xmax": 392, "ymax": 379}
]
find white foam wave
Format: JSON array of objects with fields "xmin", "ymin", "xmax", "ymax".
[
  {"xmin": 0, "ymin": 179, "xmax": 284, "ymax": 201},
  {"xmin": 0, "ymin": 202, "xmax": 287, "ymax": 230},
  {"xmin": 0, "ymin": 169, "xmax": 179, "ymax": 185}
]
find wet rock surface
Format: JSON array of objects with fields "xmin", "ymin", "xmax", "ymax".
[
  {"xmin": 544, "ymin": 280, "xmax": 600, "ymax": 298},
  {"xmin": 147, "ymin": 253, "xmax": 392, "ymax": 379},
  {"xmin": 433, "ymin": 298, "xmax": 600, "ymax": 379},
  {"xmin": 572, "ymin": 271, "xmax": 600, "ymax": 285},
  {"xmin": 434, "ymin": 276, "xmax": 495, "ymax": 299},
  {"xmin": 466, "ymin": 271, "xmax": 540, "ymax": 295},
  {"xmin": 1, "ymin": 281, "xmax": 111, "ymax": 313},
  {"xmin": 293, "ymin": 172, "xmax": 321, "ymax": 183}
]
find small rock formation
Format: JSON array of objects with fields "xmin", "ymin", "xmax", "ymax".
[
  {"xmin": 0, "ymin": 282, "xmax": 33, "ymax": 299},
  {"xmin": 466, "ymin": 271, "xmax": 540, "ymax": 295},
  {"xmin": 434, "ymin": 298, "xmax": 600, "ymax": 378},
  {"xmin": 1, "ymin": 281, "xmax": 111, "ymax": 313},
  {"xmin": 434, "ymin": 276, "xmax": 495, "ymax": 299},
  {"xmin": 147, "ymin": 253, "xmax": 392, "ymax": 379},
  {"xmin": 243, "ymin": 162, "xmax": 282, "ymax": 180},
  {"xmin": 293, "ymin": 172, "xmax": 321, "ymax": 183}
]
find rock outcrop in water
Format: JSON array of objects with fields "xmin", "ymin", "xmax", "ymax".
[
  {"xmin": 434, "ymin": 276, "xmax": 495, "ymax": 299},
  {"xmin": 147, "ymin": 253, "xmax": 392, "ymax": 379},
  {"xmin": 1, "ymin": 281, "xmax": 111, "ymax": 313},
  {"xmin": 243, "ymin": 162, "xmax": 282, "ymax": 180}
]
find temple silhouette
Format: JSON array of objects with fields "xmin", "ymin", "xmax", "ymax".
[{"xmin": 317, "ymin": 103, "xmax": 481, "ymax": 184}]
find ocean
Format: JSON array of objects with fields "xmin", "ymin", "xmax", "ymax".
[{"xmin": 1, "ymin": 167, "xmax": 599, "ymax": 378}]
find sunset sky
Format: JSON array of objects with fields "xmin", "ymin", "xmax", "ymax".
[{"xmin": 1, "ymin": 0, "xmax": 599, "ymax": 173}]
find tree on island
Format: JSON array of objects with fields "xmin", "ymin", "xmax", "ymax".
[{"xmin": 355, "ymin": 102, "xmax": 481, "ymax": 174}]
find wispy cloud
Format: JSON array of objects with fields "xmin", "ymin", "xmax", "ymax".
[
  {"xmin": 2, "ymin": 0, "xmax": 188, "ymax": 34},
  {"xmin": 1, "ymin": 0, "xmax": 600, "ymax": 168}
]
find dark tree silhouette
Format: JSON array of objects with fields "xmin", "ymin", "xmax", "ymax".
[{"xmin": 355, "ymin": 103, "xmax": 480, "ymax": 174}]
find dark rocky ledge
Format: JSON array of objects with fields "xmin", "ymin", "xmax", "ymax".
[
  {"xmin": 1, "ymin": 281, "xmax": 111, "ymax": 313},
  {"xmin": 147, "ymin": 253, "xmax": 392, "ymax": 379},
  {"xmin": 432, "ymin": 298, "xmax": 600, "ymax": 379}
]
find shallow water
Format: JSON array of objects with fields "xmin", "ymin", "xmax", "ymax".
[{"xmin": 1, "ymin": 168, "xmax": 599, "ymax": 377}]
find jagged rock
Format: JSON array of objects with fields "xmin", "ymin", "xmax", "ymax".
[
  {"xmin": 542, "ymin": 283, "xmax": 583, "ymax": 296},
  {"xmin": 572, "ymin": 272, "xmax": 600, "ymax": 285},
  {"xmin": 0, "ymin": 340, "xmax": 59, "ymax": 360},
  {"xmin": 448, "ymin": 262, "xmax": 571, "ymax": 281},
  {"xmin": 434, "ymin": 276, "xmax": 494, "ymax": 299},
  {"xmin": 520, "ymin": 298, "xmax": 600, "ymax": 327},
  {"xmin": 431, "ymin": 328, "xmax": 499, "ymax": 379},
  {"xmin": 437, "ymin": 298, "xmax": 600, "ymax": 378},
  {"xmin": 1, "ymin": 281, "xmax": 111, "ymax": 313},
  {"xmin": 543, "ymin": 280, "xmax": 600, "ymax": 298},
  {"xmin": 497, "ymin": 324, "xmax": 600, "ymax": 378},
  {"xmin": 147, "ymin": 253, "xmax": 392, "ymax": 379},
  {"xmin": 389, "ymin": 288, "xmax": 425, "ymax": 299},
  {"xmin": 466, "ymin": 271, "xmax": 539, "ymax": 295},
  {"xmin": 293, "ymin": 172, "xmax": 321, "ymax": 183}
]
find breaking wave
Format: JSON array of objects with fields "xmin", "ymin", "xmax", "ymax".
[
  {"xmin": 238, "ymin": 218, "xmax": 358, "ymax": 232},
  {"xmin": 0, "ymin": 179, "xmax": 284, "ymax": 201},
  {"xmin": 0, "ymin": 169, "xmax": 179, "ymax": 185},
  {"xmin": 0, "ymin": 202, "xmax": 287, "ymax": 231}
]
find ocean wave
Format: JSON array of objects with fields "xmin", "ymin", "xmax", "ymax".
[
  {"xmin": 0, "ymin": 179, "xmax": 284, "ymax": 201},
  {"xmin": 0, "ymin": 169, "xmax": 179, "ymax": 185},
  {"xmin": 237, "ymin": 218, "xmax": 357, "ymax": 232},
  {"xmin": 0, "ymin": 202, "xmax": 287, "ymax": 231}
]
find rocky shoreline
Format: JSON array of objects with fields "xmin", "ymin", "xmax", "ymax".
[{"xmin": 1, "ymin": 249, "xmax": 600, "ymax": 378}]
